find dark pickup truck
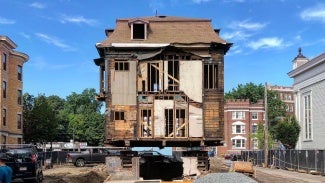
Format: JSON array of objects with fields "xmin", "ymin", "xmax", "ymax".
[{"xmin": 66, "ymin": 147, "xmax": 121, "ymax": 167}]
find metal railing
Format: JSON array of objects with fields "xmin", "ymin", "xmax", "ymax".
[{"xmin": 241, "ymin": 149, "xmax": 325, "ymax": 175}]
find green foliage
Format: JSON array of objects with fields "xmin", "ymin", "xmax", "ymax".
[
  {"xmin": 23, "ymin": 88, "xmax": 105, "ymax": 146},
  {"xmin": 23, "ymin": 94, "xmax": 59, "ymax": 143},
  {"xmin": 252, "ymin": 123, "xmax": 275, "ymax": 149},
  {"xmin": 274, "ymin": 116, "xmax": 300, "ymax": 149},
  {"xmin": 225, "ymin": 82, "xmax": 286, "ymax": 133},
  {"xmin": 225, "ymin": 82, "xmax": 264, "ymax": 103}
]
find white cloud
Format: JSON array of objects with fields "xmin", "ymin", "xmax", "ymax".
[
  {"xmin": 229, "ymin": 20, "xmax": 267, "ymax": 31},
  {"xmin": 192, "ymin": 0, "xmax": 211, "ymax": 3},
  {"xmin": 60, "ymin": 14, "xmax": 98, "ymax": 26},
  {"xmin": 221, "ymin": 31, "xmax": 251, "ymax": 40},
  {"xmin": 19, "ymin": 32, "xmax": 31, "ymax": 39},
  {"xmin": 35, "ymin": 33, "xmax": 75, "ymax": 51},
  {"xmin": 29, "ymin": 2, "xmax": 46, "ymax": 9},
  {"xmin": 29, "ymin": 56, "xmax": 74, "ymax": 70},
  {"xmin": 247, "ymin": 37, "xmax": 284, "ymax": 50},
  {"xmin": 0, "ymin": 17, "xmax": 15, "ymax": 24},
  {"xmin": 223, "ymin": 0, "xmax": 245, "ymax": 3},
  {"xmin": 300, "ymin": 4, "xmax": 325, "ymax": 22}
]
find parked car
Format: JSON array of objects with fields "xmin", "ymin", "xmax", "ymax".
[
  {"xmin": 66, "ymin": 147, "xmax": 122, "ymax": 167},
  {"xmin": 2, "ymin": 145, "xmax": 43, "ymax": 183}
]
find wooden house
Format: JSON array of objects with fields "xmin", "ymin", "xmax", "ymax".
[{"xmin": 94, "ymin": 16, "xmax": 232, "ymax": 147}]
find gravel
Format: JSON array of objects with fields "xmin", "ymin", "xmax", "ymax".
[{"xmin": 194, "ymin": 172, "xmax": 258, "ymax": 183}]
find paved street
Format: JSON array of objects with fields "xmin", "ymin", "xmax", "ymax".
[{"xmin": 255, "ymin": 166, "xmax": 325, "ymax": 183}]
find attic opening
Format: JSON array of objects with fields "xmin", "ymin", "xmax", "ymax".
[{"xmin": 132, "ymin": 24, "xmax": 146, "ymax": 40}]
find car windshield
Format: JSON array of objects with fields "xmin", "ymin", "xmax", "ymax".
[{"xmin": 5, "ymin": 148, "xmax": 34, "ymax": 162}]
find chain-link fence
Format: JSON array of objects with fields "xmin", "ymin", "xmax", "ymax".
[{"xmin": 241, "ymin": 149, "xmax": 325, "ymax": 175}]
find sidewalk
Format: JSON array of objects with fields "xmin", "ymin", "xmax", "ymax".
[{"xmin": 254, "ymin": 166, "xmax": 325, "ymax": 183}]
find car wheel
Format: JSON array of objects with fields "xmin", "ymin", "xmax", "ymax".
[{"xmin": 75, "ymin": 158, "xmax": 85, "ymax": 167}]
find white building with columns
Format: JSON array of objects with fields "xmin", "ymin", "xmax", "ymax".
[{"xmin": 288, "ymin": 48, "xmax": 325, "ymax": 149}]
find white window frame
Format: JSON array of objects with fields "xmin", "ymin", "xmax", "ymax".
[
  {"xmin": 251, "ymin": 112, "xmax": 258, "ymax": 120},
  {"xmin": 231, "ymin": 136, "xmax": 246, "ymax": 149},
  {"xmin": 303, "ymin": 91, "xmax": 312, "ymax": 141},
  {"xmin": 232, "ymin": 121, "xmax": 245, "ymax": 134},
  {"xmin": 232, "ymin": 111, "xmax": 245, "ymax": 120},
  {"xmin": 252, "ymin": 123, "xmax": 258, "ymax": 134},
  {"xmin": 130, "ymin": 21, "xmax": 148, "ymax": 40}
]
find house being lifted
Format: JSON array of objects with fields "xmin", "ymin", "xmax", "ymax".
[{"xmin": 94, "ymin": 16, "xmax": 232, "ymax": 148}]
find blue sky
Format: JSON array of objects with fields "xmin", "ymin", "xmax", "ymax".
[{"xmin": 2, "ymin": 0, "xmax": 325, "ymax": 98}]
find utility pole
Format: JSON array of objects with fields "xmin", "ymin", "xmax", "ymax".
[{"xmin": 264, "ymin": 82, "xmax": 269, "ymax": 167}]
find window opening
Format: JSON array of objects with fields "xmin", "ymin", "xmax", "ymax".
[
  {"xmin": 2, "ymin": 81, "xmax": 6, "ymax": 98},
  {"xmin": 165, "ymin": 109, "xmax": 174, "ymax": 137},
  {"xmin": 204, "ymin": 64, "xmax": 218, "ymax": 89},
  {"xmin": 115, "ymin": 62, "xmax": 129, "ymax": 71},
  {"xmin": 167, "ymin": 56, "xmax": 179, "ymax": 91},
  {"xmin": 140, "ymin": 109, "xmax": 152, "ymax": 137},
  {"xmin": 17, "ymin": 114, "xmax": 22, "ymax": 129},
  {"xmin": 176, "ymin": 109, "xmax": 186, "ymax": 137},
  {"xmin": 2, "ymin": 109, "xmax": 6, "ymax": 126},
  {"xmin": 147, "ymin": 63, "xmax": 160, "ymax": 92},
  {"xmin": 18, "ymin": 90, "xmax": 22, "ymax": 105},
  {"xmin": 18, "ymin": 65, "xmax": 23, "ymax": 81},
  {"xmin": 114, "ymin": 111, "xmax": 125, "ymax": 120},
  {"xmin": 2, "ymin": 53, "xmax": 6, "ymax": 71},
  {"xmin": 133, "ymin": 24, "xmax": 145, "ymax": 39}
]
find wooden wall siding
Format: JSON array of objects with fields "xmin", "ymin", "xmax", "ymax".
[
  {"xmin": 111, "ymin": 61, "xmax": 137, "ymax": 105},
  {"xmin": 179, "ymin": 60, "xmax": 202, "ymax": 103},
  {"xmin": 188, "ymin": 104, "xmax": 203, "ymax": 137},
  {"xmin": 103, "ymin": 47, "xmax": 227, "ymax": 146}
]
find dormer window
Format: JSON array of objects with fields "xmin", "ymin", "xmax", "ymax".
[
  {"xmin": 133, "ymin": 24, "xmax": 145, "ymax": 39},
  {"xmin": 129, "ymin": 19, "xmax": 149, "ymax": 40}
]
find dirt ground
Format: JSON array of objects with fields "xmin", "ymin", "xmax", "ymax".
[
  {"xmin": 42, "ymin": 157, "xmax": 229, "ymax": 183},
  {"xmin": 42, "ymin": 164, "xmax": 108, "ymax": 183}
]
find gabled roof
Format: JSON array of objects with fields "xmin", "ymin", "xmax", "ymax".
[
  {"xmin": 97, "ymin": 16, "xmax": 229, "ymax": 47},
  {"xmin": 288, "ymin": 52, "xmax": 325, "ymax": 78}
]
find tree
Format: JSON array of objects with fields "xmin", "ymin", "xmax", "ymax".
[
  {"xmin": 274, "ymin": 116, "xmax": 300, "ymax": 149},
  {"xmin": 225, "ymin": 83, "xmax": 286, "ymax": 132},
  {"xmin": 225, "ymin": 82, "xmax": 264, "ymax": 103},
  {"xmin": 65, "ymin": 88, "xmax": 104, "ymax": 146},
  {"xmin": 252, "ymin": 123, "xmax": 275, "ymax": 149},
  {"xmin": 23, "ymin": 94, "xmax": 59, "ymax": 144},
  {"xmin": 23, "ymin": 88, "xmax": 105, "ymax": 146}
]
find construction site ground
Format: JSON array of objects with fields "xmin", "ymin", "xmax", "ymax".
[{"xmin": 41, "ymin": 157, "xmax": 325, "ymax": 183}]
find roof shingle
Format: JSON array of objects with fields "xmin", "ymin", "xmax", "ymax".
[{"xmin": 98, "ymin": 16, "xmax": 229, "ymax": 46}]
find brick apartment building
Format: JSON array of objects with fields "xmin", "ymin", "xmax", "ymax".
[
  {"xmin": 267, "ymin": 85, "xmax": 294, "ymax": 116},
  {"xmin": 217, "ymin": 99, "xmax": 265, "ymax": 155},
  {"xmin": 0, "ymin": 36, "xmax": 29, "ymax": 144}
]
